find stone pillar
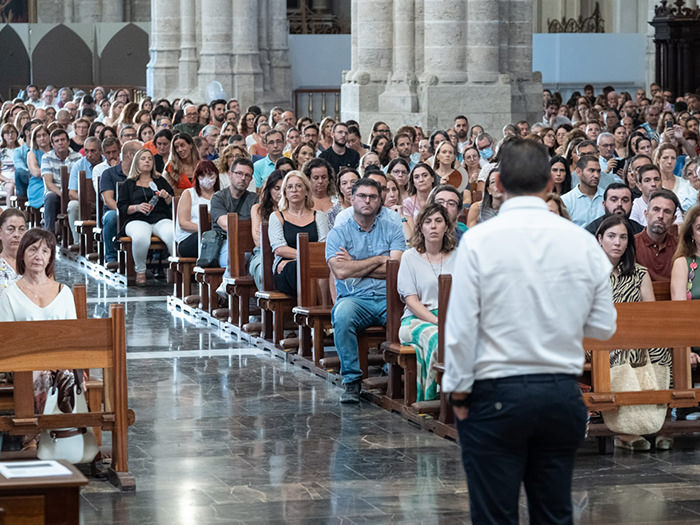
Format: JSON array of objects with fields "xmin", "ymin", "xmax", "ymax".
[
  {"xmin": 423, "ymin": 0, "xmax": 467, "ymax": 83},
  {"xmin": 178, "ymin": 0, "xmax": 198, "ymax": 95},
  {"xmin": 355, "ymin": 0, "xmax": 393, "ymax": 80},
  {"xmin": 268, "ymin": 0, "xmax": 293, "ymax": 107},
  {"xmin": 102, "ymin": 0, "xmax": 124, "ymax": 22},
  {"xmin": 198, "ymin": 0, "xmax": 234, "ymax": 99},
  {"xmin": 232, "ymin": 0, "xmax": 263, "ymax": 108},
  {"xmin": 378, "ymin": 0, "xmax": 418, "ymax": 112},
  {"xmin": 507, "ymin": 0, "xmax": 533, "ymax": 78},
  {"xmin": 467, "ymin": 0, "xmax": 499, "ymax": 83},
  {"xmin": 259, "ymin": 0, "xmax": 272, "ymax": 94},
  {"xmin": 146, "ymin": 0, "xmax": 181, "ymax": 98}
]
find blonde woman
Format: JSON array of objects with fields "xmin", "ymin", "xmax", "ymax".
[
  {"xmin": 432, "ymin": 140, "xmax": 470, "ymax": 205},
  {"xmin": 116, "ymin": 149, "xmax": 174, "ymax": 285}
]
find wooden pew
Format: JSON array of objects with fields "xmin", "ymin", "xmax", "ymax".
[
  {"xmin": 116, "ymin": 182, "xmax": 168, "ymax": 286},
  {"xmin": 8, "ymin": 195, "xmax": 27, "ymax": 211},
  {"xmin": 91, "ymin": 171, "xmax": 106, "ymax": 265},
  {"xmin": 55, "ymin": 166, "xmax": 71, "ymax": 250},
  {"xmin": 0, "ymin": 291, "xmax": 134, "ymax": 489},
  {"xmin": 255, "ymin": 222, "xmax": 295, "ymax": 347},
  {"xmin": 192, "ymin": 206, "xmax": 227, "ymax": 316},
  {"xmin": 222, "ymin": 213, "xmax": 257, "ymax": 330},
  {"xmin": 653, "ymin": 280, "xmax": 671, "ymax": 300},
  {"xmin": 168, "ymin": 196, "xmax": 197, "ymax": 299},
  {"xmin": 74, "ymin": 170, "xmax": 97, "ymax": 258},
  {"xmin": 292, "ymin": 233, "xmax": 331, "ymax": 364},
  {"xmin": 584, "ymin": 301, "xmax": 700, "ymax": 443}
]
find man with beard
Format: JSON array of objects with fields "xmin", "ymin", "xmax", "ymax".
[
  {"xmin": 392, "ymin": 132, "xmax": 415, "ymax": 171},
  {"xmin": 635, "ymin": 189, "xmax": 680, "ymax": 281},
  {"xmin": 585, "ymin": 183, "xmax": 643, "ymax": 234},
  {"xmin": 319, "ymin": 122, "xmax": 360, "ymax": 173},
  {"xmin": 630, "ymin": 165, "xmax": 683, "ymax": 226},
  {"xmin": 454, "ymin": 115, "xmax": 469, "ymax": 153},
  {"xmin": 561, "ymin": 155, "xmax": 605, "ymax": 227},
  {"xmin": 209, "ymin": 99, "xmax": 226, "ymax": 126}
]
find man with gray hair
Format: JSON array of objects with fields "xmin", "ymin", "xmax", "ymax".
[
  {"xmin": 174, "ymin": 104, "xmax": 204, "ymax": 137},
  {"xmin": 596, "ymin": 131, "xmax": 623, "ymax": 190},
  {"xmin": 200, "ymin": 124, "xmax": 220, "ymax": 161},
  {"xmin": 67, "ymin": 136, "xmax": 103, "ymax": 245}
]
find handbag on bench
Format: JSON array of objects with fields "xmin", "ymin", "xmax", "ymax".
[{"xmin": 37, "ymin": 369, "xmax": 99, "ymax": 464}]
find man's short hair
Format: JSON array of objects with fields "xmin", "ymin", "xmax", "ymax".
[
  {"xmin": 648, "ymin": 188, "xmax": 680, "ymax": 212},
  {"xmin": 393, "ymin": 132, "xmax": 411, "ymax": 147},
  {"xmin": 363, "ymin": 166, "xmax": 387, "ymax": 181},
  {"xmin": 475, "ymin": 132, "xmax": 493, "ymax": 146},
  {"xmin": 499, "ymin": 138, "xmax": 550, "ymax": 195},
  {"xmin": 247, "ymin": 105, "xmax": 261, "ymax": 116},
  {"xmin": 201, "ymin": 124, "xmax": 219, "ymax": 137},
  {"xmin": 347, "ymin": 125, "xmax": 361, "ymax": 138},
  {"xmin": 84, "ymin": 136, "xmax": 101, "ymax": 150},
  {"xmin": 81, "ymin": 108, "xmax": 97, "ymax": 119},
  {"xmin": 230, "ymin": 157, "xmax": 254, "ymax": 173},
  {"xmin": 351, "ymin": 177, "xmax": 381, "ymax": 196},
  {"xmin": 576, "ymin": 154, "xmax": 599, "ymax": 171},
  {"xmin": 455, "ymin": 115, "xmax": 468, "ymax": 123},
  {"xmin": 596, "ymin": 132, "xmax": 614, "ymax": 145},
  {"xmin": 102, "ymin": 136, "xmax": 121, "ymax": 150},
  {"xmin": 119, "ymin": 125, "xmax": 136, "ymax": 137},
  {"xmin": 50, "ymin": 128, "xmax": 69, "ymax": 142},
  {"xmin": 264, "ymin": 128, "xmax": 283, "ymax": 143},
  {"xmin": 331, "ymin": 121, "xmax": 348, "ymax": 133},
  {"xmin": 603, "ymin": 182, "xmax": 631, "ymax": 201},
  {"xmin": 636, "ymin": 164, "xmax": 661, "ymax": 183},
  {"xmin": 575, "ymin": 139, "xmax": 597, "ymax": 154},
  {"xmin": 429, "ymin": 184, "xmax": 463, "ymax": 210},
  {"xmin": 209, "ymin": 98, "xmax": 226, "ymax": 109}
]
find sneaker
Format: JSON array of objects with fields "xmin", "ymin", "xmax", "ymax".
[
  {"xmin": 340, "ymin": 380, "xmax": 362, "ymax": 404},
  {"xmin": 655, "ymin": 435, "xmax": 673, "ymax": 450},
  {"xmin": 614, "ymin": 435, "xmax": 651, "ymax": 451}
]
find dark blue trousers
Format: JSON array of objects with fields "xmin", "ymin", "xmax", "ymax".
[{"xmin": 456, "ymin": 374, "xmax": 587, "ymax": 525}]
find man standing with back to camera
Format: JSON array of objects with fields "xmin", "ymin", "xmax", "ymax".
[{"xmin": 443, "ymin": 138, "xmax": 617, "ymax": 524}]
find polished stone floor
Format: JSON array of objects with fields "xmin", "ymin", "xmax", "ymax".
[{"xmin": 49, "ymin": 258, "xmax": 700, "ymax": 524}]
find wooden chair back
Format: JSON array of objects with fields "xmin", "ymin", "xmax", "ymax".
[
  {"xmin": 199, "ymin": 203, "xmax": 211, "ymax": 238},
  {"xmin": 653, "ymin": 280, "xmax": 671, "ymax": 301},
  {"xmin": 78, "ymin": 170, "xmax": 96, "ymax": 221},
  {"xmin": 95, "ymin": 172, "xmax": 104, "ymax": 229},
  {"xmin": 583, "ymin": 300, "xmax": 700, "ymax": 410},
  {"xmin": 384, "ymin": 259, "xmax": 403, "ymax": 345},
  {"xmin": 226, "ymin": 213, "xmax": 254, "ymax": 277},
  {"xmin": 437, "ymin": 273, "xmax": 452, "ymax": 363},
  {"xmin": 171, "ymin": 196, "xmax": 180, "ymax": 255},
  {"xmin": 59, "ymin": 165, "xmax": 70, "ymax": 214},
  {"xmin": 296, "ymin": 232, "xmax": 331, "ymax": 307},
  {"xmin": 261, "ymin": 220, "xmax": 276, "ymax": 291}
]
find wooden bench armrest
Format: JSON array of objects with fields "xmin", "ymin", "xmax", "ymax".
[
  {"xmin": 193, "ymin": 266, "xmax": 225, "ymax": 275},
  {"xmin": 169, "ymin": 256, "xmax": 197, "ymax": 264},
  {"xmin": 75, "ymin": 220, "xmax": 97, "ymax": 227},
  {"xmin": 381, "ymin": 341, "xmax": 414, "ymax": 355},
  {"xmin": 256, "ymin": 290, "xmax": 293, "ymax": 301},
  {"xmin": 292, "ymin": 305, "xmax": 332, "ymax": 317}
]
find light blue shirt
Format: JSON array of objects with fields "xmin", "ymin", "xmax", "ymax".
[
  {"xmin": 253, "ymin": 155, "xmax": 276, "ymax": 188},
  {"xmin": 561, "ymin": 184, "xmax": 605, "ymax": 227},
  {"xmin": 68, "ymin": 156, "xmax": 102, "ymax": 191},
  {"xmin": 325, "ymin": 213, "xmax": 406, "ymax": 299}
]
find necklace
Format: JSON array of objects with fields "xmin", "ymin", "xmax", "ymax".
[{"xmin": 424, "ymin": 251, "xmax": 444, "ymax": 280}]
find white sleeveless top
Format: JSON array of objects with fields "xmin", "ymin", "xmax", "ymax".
[{"xmin": 175, "ymin": 187, "xmax": 211, "ymax": 243}]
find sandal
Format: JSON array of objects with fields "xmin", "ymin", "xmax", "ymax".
[
  {"xmin": 614, "ymin": 435, "xmax": 651, "ymax": 451},
  {"xmin": 136, "ymin": 272, "xmax": 147, "ymax": 287}
]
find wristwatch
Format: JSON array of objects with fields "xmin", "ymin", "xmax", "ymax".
[{"xmin": 448, "ymin": 393, "xmax": 471, "ymax": 408}]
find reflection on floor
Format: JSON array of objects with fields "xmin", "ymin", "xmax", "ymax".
[{"xmin": 51, "ymin": 258, "xmax": 700, "ymax": 524}]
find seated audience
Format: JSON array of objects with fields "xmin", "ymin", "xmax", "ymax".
[
  {"xmin": 428, "ymin": 184, "xmax": 467, "ymax": 241},
  {"xmin": 328, "ymin": 168, "xmax": 360, "ymax": 228},
  {"xmin": 549, "ymin": 155, "xmax": 572, "ymax": 195},
  {"xmin": 403, "ymin": 163, "xmax": 438, "ymax": 221},
  {"xmin": 302, "ymin": 158, "xmax": 335, "ymax": 213},
  {"xmin": 175, "ymin": 160, "xmax": 220, "ymax": 258},
  {"xmin": 630, "ymin": 165, "xmax": 683, "ymax": 226},
  {"xmin": 117, "ymin": 149, "xmax": 174, "ymax": 286},
  {"xmin": 269, "ymin": 170, "xmax": 329, "ymax": 296},
  {"xmin": 671, "ymin": 205, "xmax": 700, "ymax": 304},
  {"xmin": 164, "ymin": 133, "xmax": 200, "ymax": 196},
  {"xmin": 26, "ymin": 125, "xmax": 51, "ymax": 210},
  {"xmin": 467, "ymin": 166, "xmax": 503, "ymax": 228},
  {"xmin": 585, "ymin": 182, "xmax": 643, "ymax": 235},
  {"xmin": 561, "ymin": 154, "xmax": 605, "ymax": 226},
  {"xmin": 0, "ymin": 208, "xmax": 27, "ymax": 288},
  {"xmin": 41, "ymin": 129, "xmax": 82, "ymax": 234},
  {"xmin": 249, "ymin": 170, "xmax": 284, "ymax": 290},
  {"xmin": 545, "ymin": 192, "xmax": 571, "ymax": 219},
  {"xmin": 397, "ymin": 203, "xmax": 458, "ymax": 402}
]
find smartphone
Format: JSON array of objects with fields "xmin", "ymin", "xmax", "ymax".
[{"xmin": 666, "ymin": 121, "xmax": 673, "ymax": 129}]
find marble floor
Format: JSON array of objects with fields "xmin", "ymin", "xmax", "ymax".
[{"xmin": 46, "ymin": 258, "xmax": 700, "ymax": 524}]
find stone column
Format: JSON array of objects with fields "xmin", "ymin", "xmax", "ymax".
[
  {"xmin": 268, "ymin": 0, "xmax": 293, "ymax": 106},
  {"xmin": 355, "ymin": 0, "xmax": 393, "ymax": 80},
  {"xmin": 507, "ymin": 0, "xmax": 533, "ymax": 78},
  {"xmin": 423, "ymin": 0, "xmax": 467, "ymax": 83},
  {"xmin": 146, "ymin": 0, "xmax": 181, "ymax": 98},
  {"xmin": 178, "ymin": 0, "xmax": 198, "ymax": 94},
  {"xmin": 467, "ymin": 0, "xmax": 499, "ymax": 83},
  {"xmin": 259, "ymin": 0, "xmax": 272, "ymax": 94},
  {"xmin": 378, "ymin": 0, "xmax": 418, "ymax": 112},
  {"xmin": 198, "ymin": 0, "xmax": 234, "ymax": 99},
  {"xmin": 102, "ymin": 0, "xmax": 124, "ymax": 22},
  {"xmin": 232, "ymin": 0, "xmax": 263, "ymax": 108}
]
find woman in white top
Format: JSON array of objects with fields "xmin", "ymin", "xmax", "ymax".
[
  {"xmin": 0, "ymin": 208, "xmax": 26, "ymax": 289},
  {"xmin": 0, "ymin": 228, "xmax": 77, "ymax": 426},
  {"xmin": 656, "ymin": 143, "xmax": 693, "ymax": 207},
  {"xmin": 175, "ymin": 160, "xmax": 220, "ymax": 258},
  {"xmin": 397, "ymin": 203, "xmax": 458, "ymax": 401}
]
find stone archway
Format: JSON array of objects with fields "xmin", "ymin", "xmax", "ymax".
[
  {"xmin": 100, "ymin": 24, "xmax": 149, "ymax": 87},
  {"xmin": 32, "ymin": 25, "xmax": 92, "ymax": 87},
  {"xmin": 0, "ymin": 26, "xmax": 30, "ymax": 100}
]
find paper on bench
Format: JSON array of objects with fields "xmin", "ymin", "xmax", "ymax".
[{"xmin": 0, "ymin": 460, "xmax": 72, "ymax": 478}]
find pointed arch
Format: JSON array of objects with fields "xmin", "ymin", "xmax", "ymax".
[
  {"xmin": 32, "ymin": 25, "xmax": 92, "ymax": 87},
  {"xmin": 100, "ymin": 24, "xmax": 149, "ymax": 87},
  {"xmin": 0, "ymin": 26, "xmax": 30, "ymax": 100}
]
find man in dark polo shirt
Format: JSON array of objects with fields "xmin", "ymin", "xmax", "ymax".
[
  {"xmin": 319, "ymin": 122, "xmax": 360, "ymax": 173},
  {"xmin": 634, "ymin": 189, "xmax": 679, "ymax": 281},
  {"xmin": 585, "ymin": 183, "xmax": 644, "ymax": 235}
]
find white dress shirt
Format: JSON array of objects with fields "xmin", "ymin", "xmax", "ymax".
[{"xmin": 442, "ymin": 196, "xmax": 617, "ymax": 393}]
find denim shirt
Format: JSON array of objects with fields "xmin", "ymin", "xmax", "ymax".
[{"xmin": 325, "ymin": 213, "xmax": 406, "ymax": 299}]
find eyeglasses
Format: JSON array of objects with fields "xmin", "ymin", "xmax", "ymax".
[
  {"xmin": 435, "ymin": 199, "xmax": 459, "ymax": 208},
  {"xmin": 391, "ymin": 169, "xmax": 408, "ymax": 176},
  {"xmin": 230, "ymin": 170, "xmax": 252, "ymax": 178},
  {"xmin": 355, "ymin": 193, "xmax": 379, "ymax": 201}
]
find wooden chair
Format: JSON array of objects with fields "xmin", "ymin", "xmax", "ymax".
[
  {"xmin": 0, "ymin": 292, "xmax": 134, "ymax": 489},
  {"xmin": 584, "ymin": 301, "xmax": 700, "ymax": 442},
  {"xmin": 91, "ymin": 172, "xmax": 106, "ymax": 265},
  {"xmin": 74, "ymin": 170, "xmax": 97, "ymax": 258},
  {"xmin": 55, "ymin": 166, "xmax": 71, "ymax": 250},
  {"xmin": 193, "ymin": 206, "xmax": 228, "ymax": 316},
  {"xmin": 168, "ymin": 197, "xmax": 198, "ymax": 299},
  {"xmin": 255, "ymin": 222, "xmax": 295, "ymax": 347},
  {"xmin": 222, "ymin": 213, "xmax": 256, "ymax": 328},
  {"xmin": 292, "ymin": 233, "xmax": 331, "ymax": 364},
  {"xmin": 653, "ymin": 280, "xmax": 671, "ymax": 300},
  {"xmin": 27, "ymin": 204, "xmax": 43, "ymax": 229},
  {"xmin": 116, "ymin": 182, "xmax": 168, "ymax": 286},
  {"xmin": 435, "ymin": 274, "xmax": 454, "ymax": 425},
  {"xmin": 9, "ymin": 195, "xmax": 27, "ymax": 211}
]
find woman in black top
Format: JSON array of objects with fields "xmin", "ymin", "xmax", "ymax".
[{"xmin": 117, "ymin": 148, "xmax": 174, "ymax": 285}]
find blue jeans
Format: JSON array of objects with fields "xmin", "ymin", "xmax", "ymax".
[
  {"xmin": 103, "ymin": 210, "xmax": 118, "ymax": 262},
  {"xmin": 456, "ymin": 374, "xmax": 587, "ymax": 525},
  {"xmin": 14, "ymin": 168, "xmax": 29, "ymax": 198},
  {"xmin": 331, "ymin": 296, "xmax": 386, "ymax": 384}
]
